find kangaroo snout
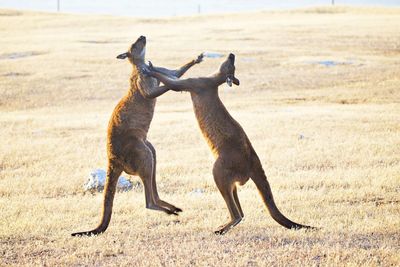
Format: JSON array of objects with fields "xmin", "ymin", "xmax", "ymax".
[
  {"xmin": 229, "ymin": 53, "xmax": 235, "ymax": 63},
  {"xmin": 138, "ymin": 35, "xmax": 146, "ymax": 44}
]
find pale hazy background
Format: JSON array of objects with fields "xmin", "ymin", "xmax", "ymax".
[{"xmin": 0, "ymin": 0, "xmax": 399, "ymax": 17}]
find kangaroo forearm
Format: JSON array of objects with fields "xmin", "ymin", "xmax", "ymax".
[
  {"xmin": 151, "ymin": 71, "xmax": 186, "ymax": 91},
  {"xmin": 174, "ymin": 60, "xmax": 196, "ymax": 78},
  {"xmin": 150, "ymin": 66, "xmax": 176, "ymax": 78},
  {"xmin": 145, "ymin": 85, "xmax": 170, "ymax": 99},
  {"xmin": 150, "ymin": 59, "xmax": 195, "ymax": 79}
]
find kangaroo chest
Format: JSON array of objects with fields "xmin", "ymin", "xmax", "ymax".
[{"xmin": 191, "ymin": 94, "xmax": 232, "ymax": 157}]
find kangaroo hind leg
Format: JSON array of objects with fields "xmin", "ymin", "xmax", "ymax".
[
  {"xmin": 233, "ymin": 186, "xmax": 244, "ymax": 218},
  {"xmin": 136, "ymin": 143, "xmax": 179, "ymax": 215},
  {"xmin": 213, "ymin": 162, "xmax": 243, "ymax": 235},
  {"xmin": 214, "ymin": 179, "xmax": 243, "ymax": 235},
  {"xmin": 145, "ymin": 140, "xmax": 182, "ymax": 213}
]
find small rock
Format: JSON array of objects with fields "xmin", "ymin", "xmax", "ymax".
[
  {"xmin": 189, "ymin": 188, "xmax": 205, "ymax": 196},
  {"xmin": 203, "ymin": 51, "xmax": 224, "ymax": 58},
  {"xmin": 84, "ymin": 169, "xmax": 138, "ymax": 192},
  {"xmin": 307, "ymin": 60, "xmax": 354, "ymax": 67}
]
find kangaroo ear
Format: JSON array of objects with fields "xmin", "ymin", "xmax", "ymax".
[
  {"xmin": 116, "ymin": 52, "xmax": 130, "ymax": 59},
  {"xmin": 232, "ymin": 76, "xmax": 240, "ymax": 86}
]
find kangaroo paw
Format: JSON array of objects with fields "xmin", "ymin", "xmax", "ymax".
[
  {"xmin": 195, "ymin": 53, "xmax": 204, "ymax": 64},
  {"xmin": 148, "ymin": 61, "xmax": 154, "ymax": 70},
  {"xmin": 140, "ymin": 67, "xmax": 151, "ymax": 76}
]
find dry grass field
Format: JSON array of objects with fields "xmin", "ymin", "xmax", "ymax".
[{"xmin": 1, "ymin": 6, "xmax": 399, "ymax": 266}]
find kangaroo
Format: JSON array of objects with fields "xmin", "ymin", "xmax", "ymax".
[
  {"xmin": 143, "ymin": 54, "xmax": 314, "ymax": 234},
  {"xmin": 71, "ymin": 36, "xmax": 203, "ymax": 236}
]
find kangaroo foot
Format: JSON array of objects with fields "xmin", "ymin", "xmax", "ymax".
[
  {"xmin": 214, "ymin": 218, "xmax": 242, "ymax": 235},
  {"xmin": 146, "ymin": 204, "xmax": 179, "ymax": 216},
  {"xmin": 157, "ymin": 199, "xmax": 183, "ymax": 213}
]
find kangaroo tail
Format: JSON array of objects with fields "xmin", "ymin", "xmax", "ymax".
[
  {"xmin": 251, "ymin": 166, "xmax": 314, "ymax": 230},
  {"xmin": 71, "ymin": 201, "xmax": 113, "ymax": 237},
  {"xmin": 71, "ymin": 227, "xmax": 106, "ymax": 237},
  {"xmin": 71, "ymin": 189, "xmax": 115, "ymax": 237},
  {"xmin": 71, "ymin": 165, "xmax": 121, "ymax": 237}
]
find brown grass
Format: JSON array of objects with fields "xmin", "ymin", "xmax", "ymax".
[{"xmin": 0, "ymin": 6, "xmax": 399, "ymax": 266}]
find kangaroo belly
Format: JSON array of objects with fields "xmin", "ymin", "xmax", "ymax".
[{"xmin": 107, "ymin": 92, "xmax": 156, "ymax": 159}]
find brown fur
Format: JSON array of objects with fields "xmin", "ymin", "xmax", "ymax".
[
  {"xmin": 71, "ymin": 36, "xmax": 203, "ymax": 236},
  {"xmin": 145, "ymin": 54, "xmax": 314, "ymax": 234}
]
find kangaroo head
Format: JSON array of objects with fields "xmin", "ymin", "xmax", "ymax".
[
  {"xmin": 219, "ymin": 53, "xmax": 240, "ymax": 87},
  {"xmin": 116, "ymin": 35, "xmax": 146, "ymax": 64}
]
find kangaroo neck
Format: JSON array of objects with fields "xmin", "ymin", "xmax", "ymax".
[
  {"xmin": 133, "ymin": 57, "xmax": 145, "ymax": 66},
  {"xmin": 190, "ymin": 87, "xmax": 233, "ymax": 157},
  {"xmin": 127, "ymin": 63, "xmax": 156, "ymax": 105},
  {"xmin": 210, "ymin": 71, "xmax": 226, "ymax": 87},
  {"xmin": 190, "ymin": 88, "xmax": 220, "ymax": 108}
]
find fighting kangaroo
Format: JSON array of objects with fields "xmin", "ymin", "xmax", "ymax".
[
  {"xmin": 72, "ymin": 36, "xmax": 203, "ymax": 236},
  {"xmin": 143, "ymin": 54, "xmax": 314, "ymax": 234}
]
